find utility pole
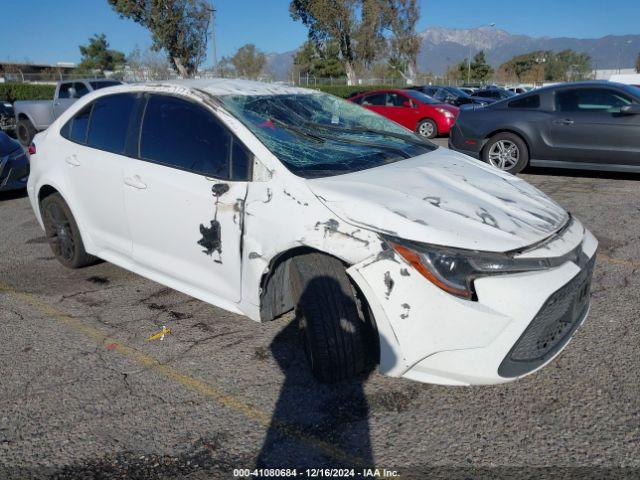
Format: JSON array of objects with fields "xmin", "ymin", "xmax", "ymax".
[{"xmin": 210, "ymin": 1, "xmax": 218, "ymax": 75}]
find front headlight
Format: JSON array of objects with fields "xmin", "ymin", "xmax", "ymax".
[{"xmin": 386, "ymin": 236, "xmax": 580, "ymax": 300}]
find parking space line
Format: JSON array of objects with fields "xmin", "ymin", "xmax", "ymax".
[{"xmin": 0, "ymin": 282, "xmax": 370, "ymax": 469}]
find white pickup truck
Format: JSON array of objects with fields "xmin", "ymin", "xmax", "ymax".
[{"xmin": 13, "ymin": 79, "xmax": 121, "ymax": 145}]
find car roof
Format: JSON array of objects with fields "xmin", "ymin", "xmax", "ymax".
[
  {"xmin": 532, "ymin": 80, "xmax": 629, "ymax": 94},
  {"xmin": 135, "ymin": 78, "xmax": 313, "ymax": 97}
]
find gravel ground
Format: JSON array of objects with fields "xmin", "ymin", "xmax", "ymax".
[{"xmin": 0, "ymin": 142, "xmax": 639, "ymax": 479}]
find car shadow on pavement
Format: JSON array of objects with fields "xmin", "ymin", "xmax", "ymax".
[
  {"xmin": 0, "ymin": 188, "xmax": 28, "ymax": 201},
  {"xmin": 525, "ymin": 167, "xmax": 640, "ymax": 181},
  {"xmin": 255, "ymin": 276, "xmax": 389, "ymax": 472}
]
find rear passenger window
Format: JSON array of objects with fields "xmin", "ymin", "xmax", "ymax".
[
  {"xmin": 62, "ymin": 105, "xmax": 92, "ymax": 144},
  {"xmin": 361, "ymin": 93, "xmax": 386, "ymax": 106},
  {"xmin": 140, "ymin": 95, "xmax": 242, "ymax": 179},
  {"xmin": 509, "ymin": 95, "xmax": 540, "ymax": 109},
  {"xmin": 86, "ymin": 94, "xmax": 136, "ymax": 154}
]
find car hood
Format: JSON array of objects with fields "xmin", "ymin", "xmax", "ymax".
[
  {"xmin": 434, "ymin": 103, "xmax": 459, "ymax": 115},
  {"xmin": 306, "ymin": 148, "xmax": 569, "ymax": 252}
]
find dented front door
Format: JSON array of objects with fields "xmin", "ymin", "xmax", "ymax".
[{"xmin": 124, "ymin": 161, "xmax": 246, "ymax": 303}]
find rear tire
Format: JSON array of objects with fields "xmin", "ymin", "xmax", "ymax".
[
  {"xmin": 289, "ymin": 253, "xmax": 375, "ymax": 383},
  {"xmin": 482, "ymin": 132, "xmax": 529, "ymax": 174},
  {"xmin": 16, "ymin": 118, "xmax": 36, "ymax": 146},
  {"xmin": 40, "ymin": 193, "xmax": 96, "ymax": 269},
  {"xmin": 416, "ymin": 119, "xmax": 438, "ymax": 139}
]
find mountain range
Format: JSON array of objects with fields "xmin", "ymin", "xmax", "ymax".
[{"xmin": 264, "ymin": 27, "xmax": 640, "ymax": 80}]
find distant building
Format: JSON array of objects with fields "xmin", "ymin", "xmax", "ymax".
[{"xmin": 592, "ymin": 68, "xmax": 636, "ymax": 80}]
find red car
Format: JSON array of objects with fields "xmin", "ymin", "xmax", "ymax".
[{"xmin": 349, "ymin": 88, "xmax": 459, "ymax": 139}]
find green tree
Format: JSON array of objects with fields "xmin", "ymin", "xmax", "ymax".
[
  {"xmin": 384, "ymin": 0, "xmax": 420, "ymax": 83},
  {"xmin": 108, "ymin": 0, "xmax": 210, "ymax": 78},
  {"xmin": 78, "ymin": 34, "xmax": 125, "ymax": 74},
  {"xmin": 457, "ymin": 50, "xmax": 493, "ymax": 83},
  {"xmin": 230, "ymin": 44, "xmax": 266, "ymax": 79},
  {"xmin": 289, "ymin": 0, "xmax": 386, "ymax": 85},
  {"xmin": 293, "ymin": 40, "xmax": 345, "ymax": 79},
  {"xmin": 499, "ymin": 50, "xmax": 591, "ymax": 83}
]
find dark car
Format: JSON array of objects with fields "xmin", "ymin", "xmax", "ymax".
[
  {"xmin": 449, "ymin": 81, "xmax": 640, "ymax": 174},
  {"xmin": 0, "ymin": 101, "xmax": 16, "ymax": 135},
  {"xmin": 0, "ymin": 131, "xmax": 29, "ymax": 192},
  {"xmin": 411, "ymin": 85, "xmax": 492, "ymax": 107},
  {"xmin": 471, "ymin": 88, "xmax": 516, "ymax": 103}
]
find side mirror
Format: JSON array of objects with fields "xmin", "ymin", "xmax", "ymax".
[
  {"xmin": 402, "ymin": 100, "xmax": 412, "ymax": 108},
  {"xmin": 620, "ymin": 104, "xmax": 640, "ymax": 115}
]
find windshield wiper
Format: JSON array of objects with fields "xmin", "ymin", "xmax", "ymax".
[{"xmin": 306, "ymin": 122, "xmax": 436, "ymax": 149}]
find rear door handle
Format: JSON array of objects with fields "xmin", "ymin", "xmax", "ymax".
[
  {"xmin": 124, "ymin": 175, "xmax": 147, "ymax": 190},
  {"xmin": 553, "ymin": 118, "xmax": 574, "ymax": 125},
  {"xmin": 65, "ymin": 155, "xmax": 80, "ymax": 166}
]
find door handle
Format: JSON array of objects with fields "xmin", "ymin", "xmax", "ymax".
[
  {"xmin": 124, "ymin": 175, "xmax": 147, "ymax": 190},
  {"xmin": 553, "ymin": 118, "xmax": 574, "ymax": 125},
  {"xmin": 65, "ymin": 155, "xmax": 80, "ymax": 167}
]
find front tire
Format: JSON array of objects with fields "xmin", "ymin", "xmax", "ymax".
[
  {"xmin": 289, "ymin": 253, "xmax": 375, "ymax": 383},
  {"xmin": 16, "ymin": 118, "xmax": 36, "ymax": 146},
  {"xmin": 482, "ymin": 132, "xmax": 529, "ymax": 174},
  {"xmin": 40, "ymin": 193, "xmax": 96, "ymax": 269},
  {"xmin": 416, "ymin": 119, "xmax": 438, "ymax": 139}
]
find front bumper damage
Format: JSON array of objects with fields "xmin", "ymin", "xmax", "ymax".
[{"xmin": 347, "ymin": 218, "xmax": 598, "ymax": 385}]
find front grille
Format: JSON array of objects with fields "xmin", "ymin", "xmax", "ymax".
[{"xmin": 498, "ymin": 254, "xmax": 595, "ymax": 378}]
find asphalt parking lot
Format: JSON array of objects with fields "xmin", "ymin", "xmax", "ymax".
[{"xmin": 1, "ymin": 140, "xmax": 639, "ymax": 479}]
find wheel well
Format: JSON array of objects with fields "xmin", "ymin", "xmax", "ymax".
[
  {"xmin": 38, "ymin": 185, "xmax": 59, "ymax": 205},
  {"xmin": 17, "ymin": 113, "xmax": 30, "ymax": 122},
  {"xmin": 482, "ymin": 129, "xmax": 530, "ymax": 157},
  {"xmin": 259, "ymin": 247, "xmax": 348, "ymax": 322}
]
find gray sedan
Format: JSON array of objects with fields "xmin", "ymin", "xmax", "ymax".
[{"xmin": 449, "ymin": 81, "xmax": 640, "ymax": 174}]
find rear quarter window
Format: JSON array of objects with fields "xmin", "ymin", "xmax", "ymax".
[
  {"xmin": 508, "ymin": 95, "xmax": 540, "ymax": 109},
  {"xmin": 61, "ymin": 105, "xmax": 92, "ymax": 144}
]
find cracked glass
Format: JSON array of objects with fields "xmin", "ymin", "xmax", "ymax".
[{"xmin": 219, "ymin": 92, "xmax": 437, "ymax": 178}]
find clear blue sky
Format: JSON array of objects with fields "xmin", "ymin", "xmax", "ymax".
[{"xmin": 1, "ymin": 0, "xmax": 638, "ymax": 66}]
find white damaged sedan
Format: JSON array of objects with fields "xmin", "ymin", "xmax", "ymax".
[{"xmin": 27, "ymin": 79, "xmax": 597, "ymax": 385}]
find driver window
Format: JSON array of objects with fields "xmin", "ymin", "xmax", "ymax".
[
  {"xmin": 556, "ymin": 88, "xmax": 633, "ymax": 113},
  {"xmin": 73, "ymin": 82, "xmax": 90, "ymax": 98},
  {"xmin": 139, "ymin": 94, "xmax": 250, "ymax": 181},
  {"xmin": 58, "ymin": 83, "xmax": 73, "ymax": 99},
  {"xmin": 387, "ymin": 92, "xmax": 411, "ymax": 107}
]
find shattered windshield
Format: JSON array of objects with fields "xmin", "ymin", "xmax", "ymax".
[{"xmin": 218, "ymin": 92, "xmax": 437, "ymax": 178}]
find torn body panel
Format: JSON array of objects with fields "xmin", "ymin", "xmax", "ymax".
[
  {"xmin": 348, "ymin": 224, "xmax": 597, "ymax": 385},
  {"xmin": 308, "ymin": 151, "xmax": 568, "ymax": 252}
]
